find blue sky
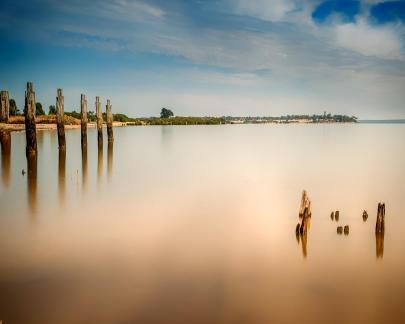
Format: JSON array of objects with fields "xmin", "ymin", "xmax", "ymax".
[{"xmin": 0, "ymin": 0, "xmax": 404, "ymax": 118}]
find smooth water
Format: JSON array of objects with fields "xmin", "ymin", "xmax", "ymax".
[{"xmin": 1, "ymin": 124, "xmax": 405, "ymax": 324}]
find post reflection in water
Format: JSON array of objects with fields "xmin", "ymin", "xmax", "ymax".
[
  {"xmin": 0, "ymin": 130, "xmax": 11, "ymax": 187},
  {"xmin": 81, "ymin": 145, "xmax": 88, "ymax": 189},
  {"xmin": 107, "ymin": 142, "xmax": 113, "ymax": 181},
  {"xmin": 27, "ymin": 153, "xmax": 37, "ymax": 218},
  {"xmin": 97, "ymin": 143, "xmax": 103, "ymax": 183},
  {"xmin": 58, "ymin": 149, "xmax": 66, "ymax": 206},
  {"xmin": 376, "ymin": 233, "xmax": 384, "ymax": 258}
]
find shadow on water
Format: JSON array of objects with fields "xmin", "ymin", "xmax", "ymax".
[
  {"xmin": 97, "ymin": 143, "xmax": 103, "ymax": 184},
  {"xmin": 82, "ymin": 145, "xmax": 88, "ymax": 190},
  {"xmin": 376, "ymin": 233, "xmax": 384, "ymax": 259},
  {"xmin": 27, "ymin": 153, "xmax": 37, "ymax": 219},
  {"xmin": 58, "ymin": 149, "xmax": 66, "ymax": 207},
  {"xmin": 107, "ymin": 142, "xmax": 113, "ymax": 181},
  {"xmin": 0, "ymin": 130, "xmax": 11, "ymax": 187}
]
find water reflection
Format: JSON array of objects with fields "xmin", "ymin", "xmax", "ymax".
[
  {"xmin": 376, "ymin": 233, "xmax": 384, "ymax": 259},
  {"xmin": 81, "ymin": 145, "xmax": 88, "ymax": 189},
  {"xmin": 97, "ymin": 143, "xmax": 103, "ymax": 183},
  {"xmin": 0, "ymin": 130, "xmax": 11, "ymax": 187},
  {"xmin": 27, "ymin": 153, "xmax": 37, "ymax": 218},
  {"xmin": 58, "ymin": 149, "xmax": 66, "ymax": 206},
  {"xmin": 107, "ymin": 142, "xmax": 113, "ymax": 181}
]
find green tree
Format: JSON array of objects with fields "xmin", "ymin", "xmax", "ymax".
[
  {"xmin": 9, "ymin": 99, "xmax": 19, "ymax": 115},
  {"xmin": 48, "ymin": 105, "xmax": 56, "ymax": 115},
  {"xmin": 36, "ymin": 102, "xmax": 45, "ymax": 116},
  {"xmin": 160, "ymin": 107, "xmax": 174, "ymax": 118}
]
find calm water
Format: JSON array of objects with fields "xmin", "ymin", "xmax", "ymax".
[{"xmin": 1, "ymin": 124, "xmax": 405, "ymax": 324}]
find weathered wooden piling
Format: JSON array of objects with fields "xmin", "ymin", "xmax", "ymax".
[
  {"xmin": 334, "ymin": 210, "xmax": 339, "ymax": 221},
  {"xmin": 81, "ymin": 94, "xmax": 87, "ymax": 148},
  {"xmin": 344, "ymin": 225, "xmax": 349, "ymax": 235},
  {"xmin": 362, "ymin": 210, "xmax": 368, "ymax": 222},
  {"xmin": 24, "ymin": 82, "xmax": 37, "ymax": 158},
  {"xmin": 0, "ymin": 90, "xmax": 10, "ymax": 123},
  {"xmin": 106, "ymin": 99, "xmax": 114, "ymax": 143},
  {"xmin": 337, "ymin": 226, "xmax": 343, "ymax": 234},
  {"xmin": 0, "ymin": 130, "xmax": 11, "ymax": 187},
  {"xmin": 375, "ymin": 203, "xmax": 385, "ymax": 234},
  {"xmin": 330, "ymin": 211, "xmax": 334, "ymax": 220},
  {"xmin": 96, "ymin": 96, "xmax": 103, "ymax": 146},
  {"xmin": 56, "ymin": 89, "xmax": 66, "ymax": 150}
]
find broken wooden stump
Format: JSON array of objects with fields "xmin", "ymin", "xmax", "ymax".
[
  {"xmin": 344, "ymin": 225, "xmax": 349, "ymax": 235},
  {"xmin": 81, "ymin": 94, "xmax": 87, "ymax": 148},
  {"xmin": 96, "ymin": 96, "xmax": 103, "ymax": 147},
  {"xmin": 24, "ymin": 82, "xmax": 37, "ymax": 158},
  {"xmin": 330, "ymin": 211, "xmax": 334, "ymax": 220},
  {"xmin": 362, "ymin": 210, "xmax": 368, "ymax": 221},
  {"xmin": 337, "ymin": 226, "xmax": 343, "ymax": 234},
  {"xmin": 0, "ymin": 90, "xmax": 10, "ymax": 123},
  {"xmin": 375, "ymin": 203, "xmax": 385, "ymax": 234},
  {"xmin": 0, "ymin": 130, "xmax": 11, "ymax": 187},
  {"xmin": 299, "ymin": 190, "xmax": 311, "ymax": 218},
  {"xmin": 106, "ymin": 99, "xmax": 114, "ymax": 143},
  {"xmin": 56, "ymin": 89, "xmax": 66, "ymax": 150},
  {"xmin": 334, "ymin": 210, "xmax": 340, "ymax": 221}
]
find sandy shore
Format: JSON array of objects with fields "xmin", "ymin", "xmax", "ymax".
[{"xmin": 0, "ymin": 122, "xmax": 127, "ymax": 132}]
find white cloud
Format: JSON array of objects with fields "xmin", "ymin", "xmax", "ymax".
[
  {"xmin": 231, "ymin": 0, "xmax": 297, "ymax": 21},
  {"xmin": 334, "ymin": 20, "xmax": 403, "ymax": 59}
]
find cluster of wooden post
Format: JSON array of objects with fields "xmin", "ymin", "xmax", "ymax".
[
  {"xmin": 0, "ymin": 91, "xmax": 10, "ymax": 123},
  {"xmin": 1, "ymin": 82, "xmax": 114, "ymax": 157}
]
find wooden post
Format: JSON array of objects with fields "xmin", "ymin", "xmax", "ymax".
[
  {"xmin": 0, "ymin": 130, "xmax": 11, "ymax": 187},
  {"xmin": 96, "ymin": 96, "xmax": 103, "ymax": 147},
  {"xmin": 81, "ymin": 94, "xmax": 87, "ymax": 148},
  {"xmin": 0, "ymin": 91, "xmax": 10, "ymax": 123},
  {"xmin": 375, "ymin": 203, "xmax": 385, "ymax": 234},
  {"xmin": 56, "ymin": 89, "xmax": 66, "ymax": 150},
  {"xmin": 25, "ymin": 82, "xmax": 37, "ymax": 158},
  {"xmin": 106, "ymin": 99, "xmax": 114, "ymax": 143}
]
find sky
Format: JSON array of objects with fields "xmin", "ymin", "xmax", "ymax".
[{"xmin": 0, "ymin": 0, "xmax": 405, "ymax": 118}]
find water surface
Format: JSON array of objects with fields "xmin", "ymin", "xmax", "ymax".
[{"xmin": 1, "ymin": 124, "xmax": 405, "ymax": 324}]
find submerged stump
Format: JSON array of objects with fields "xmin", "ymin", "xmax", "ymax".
[
  {"xmin": 56, "ymin": 89, "xmax": 66, "ymax": 150},
  {"xmin": 375, "ymin": 203, "xmax": 385, "ymax": 234},
  {"xmin": 24, "ymin": 82, "xmax": 37, "ymax": 158},
  {"xmin": 299, "ymin": 190, "xmax": 311, "ymax": 218}
]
